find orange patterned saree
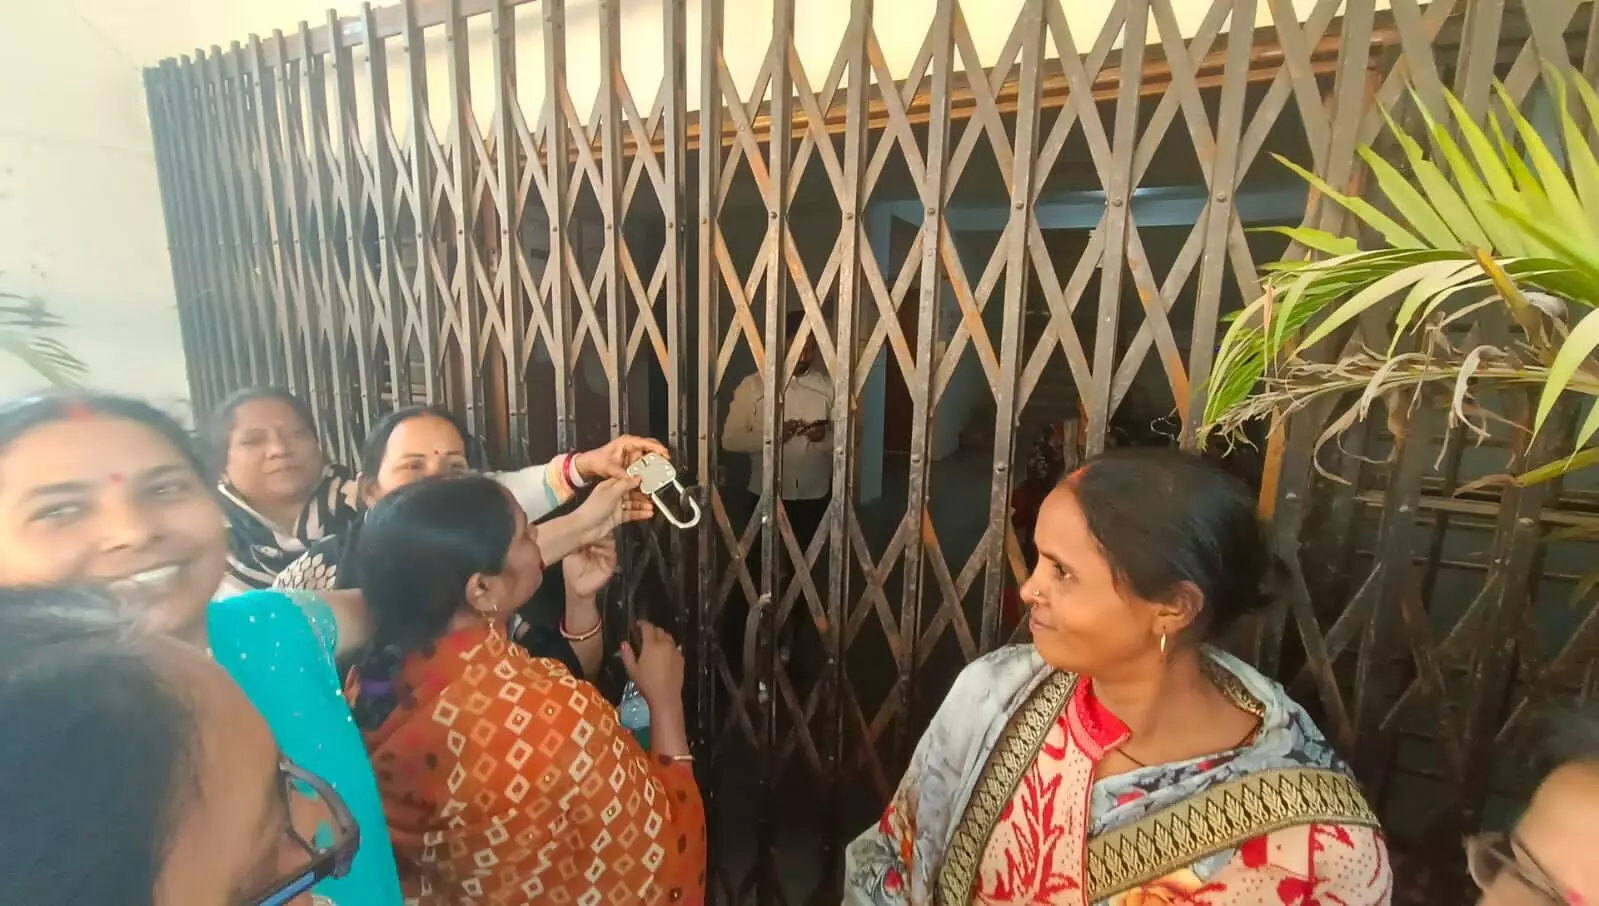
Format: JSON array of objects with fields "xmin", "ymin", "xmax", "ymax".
[{"xmin": 354, "ymin": 626, "xmax": 706, "ymax": 905}]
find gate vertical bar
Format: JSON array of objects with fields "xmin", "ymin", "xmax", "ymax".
[
  {"xmin": 694, "ymin": 0, "xmax": 725, "ymax": 855},
  {"xmin": 663, "ymin": 0, "xmax": 695, "ymax": 662},
  {"xmin": 403, "ymin": 0, "xmax": 442, "ymax": 404},
  {"xmin": 330, "ymin": 10, "xmax": 379, "ymax": 432},
  {"xmin": 363, "ymin": 4, "xmax": 408, "ymax": 407},
  {"xmin": 446, "ymin": 0, "xmax": 482, "ymax": 439},
  {"xmin": 144, "ymin": 69, "xmax": 212, "ymax": 411},
  {"xmin": 1257, "ymin": 0, "xmax": 1373, "ymax": 678},
  {"xmin": 227, "ymin": 43, "xmax": 287, "ymax": 387},
  {"xmin": 898, "ymin": 0, "xmax": 955, "ymax": 751},
  {"xmin": 824, "ymin": 0, "xmax": 872, "ymax": 887},
  {"xmin": 171, "ymin": 56, "xmax": 245, "ymax": 400},
  {"xmin": 600, "ymin": 0, "xmax": 627, "ymax": 439},
  {"xmin": 1182, "ymin": 0, "xmax": 1254, "ymax": 445},
  {"xmin": 208, "ymin": 48, "xmax": 273, "ymax": 386},
  {"xmin": 543, "ymin": 0, "xmax": 576, "ymax": 454},
  {"xmin": 757, "ymin": 0, "xmax": 796, "ymax": 898},
  {"xmin": 1085, "ymin": 0, "xmax": 1145, "ymax": 454},
  {"xmin": 271, "ymin": 32, "xmax": 326, "ymax": 426},
  {"xmin": 249, "ymin": 36, "xmax": 301, "ymax": 395},
  {"xmin": 153, "ymin": 63, "xmax": 228, "ymax": 407},
  {"xmin": 981, "ymin": 0, "xmax": 1045, "ymax": 653},
  {"xmin": 300, "ymin": 21, "xmax": 356, "ymax": 455},
  {"xmin": 491, "ymin": 0, "xmax": 527, "ymax": 461}
]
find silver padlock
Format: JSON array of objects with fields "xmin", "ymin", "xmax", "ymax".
[{"xmin": 625, "ymin": 453, "xmax": 702, "ymax": 529}]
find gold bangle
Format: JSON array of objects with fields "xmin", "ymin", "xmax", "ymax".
[
  {"xmin": 659, "ymin": 753, "xmax": 694, "ymax": 764},
  {"xmin": 559, "ymin": 618, "xmax": 602, "ymax": 642}
]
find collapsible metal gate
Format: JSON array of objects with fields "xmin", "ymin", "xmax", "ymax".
[{"xmin": 146, "ymin": 1, "xmax": 1599, "ymax": 900}]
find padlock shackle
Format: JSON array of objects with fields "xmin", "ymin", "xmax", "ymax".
[{"xmin": 651, "ymin": 481, "xmax": 702, "ymax": 529}]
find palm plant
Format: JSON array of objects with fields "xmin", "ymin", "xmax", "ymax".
[
  {"xmin": 0, "ymin": 283, "xmax": 85, "ymax": 387},
  {"xmin": 1200, "ymin": 65, "xmax": 1599, "ymax": 486}
]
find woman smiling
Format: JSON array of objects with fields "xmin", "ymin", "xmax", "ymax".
[
  {"xmin": 213, "ymin": 389, "xmax": 668, "ymax": 594},
  {"xmin": 845, "ymin": 449, "xmax": 1390, "ymax": 906},
  {"xmin": 0, "ymin": 391, "xmax": 662, "ymax": 905}
]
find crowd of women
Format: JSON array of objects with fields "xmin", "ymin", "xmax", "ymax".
[{"xmin": 0, "ymin": 387, "xmax": 1593, "ymax": 905}]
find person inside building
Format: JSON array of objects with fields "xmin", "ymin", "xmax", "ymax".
[
  {"xmin": 844, "ymin": 448, "xmax": 1392, "ymax": 905},
  {"xmin": 721, "ymin": 311, "xmax": 835, "ymax": 684},
  {"xmin": 275, "ymin": 404, "xmax": 654, "ymax": 679},
  {"xmin": 0, "ymin": 390, "xmax": 649, "ymax": 905},
  {"xmin": 0, "ymin": 585, "xmax": 357, "ymax": 906},
  {"xmin": 212, "ymin": 386, "xmax": 669, "ymax": 593},
  {"xmin": 348, "ymin": 474, "xmax": 706, "ymax": 904},
  {"xmin": 721, "ymin": 310, "xmax": 834, "ymax": 548},
  {"xmin": 1468, "ymin": 707, "xmax": 1599, "ymax": 904}
]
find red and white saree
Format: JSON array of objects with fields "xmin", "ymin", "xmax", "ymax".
[{"xmin": 845, "ymin": 646, "xmax": 1390, "ymax": 905}]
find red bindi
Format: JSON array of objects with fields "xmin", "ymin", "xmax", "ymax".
[
  {"xmin": 108, "ymin": 473, "xmax": 124, "ymax": 484},
  {"xmin": 65, "ymin": 400, "xmax": 95, "ymax": 421}
]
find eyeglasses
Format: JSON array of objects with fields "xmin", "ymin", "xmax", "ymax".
[
  {"xmin": 245, "ymin": 759, "xmax": 361, "ymax": 906},
  {"xmin": 1465, "ymin": 832, "xmax": 1569, "ymax": 905}
]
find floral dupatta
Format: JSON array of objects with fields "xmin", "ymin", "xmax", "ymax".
[{"xmin": 844, "ymin": 646, "xmax": 1389, "ymax": 906}]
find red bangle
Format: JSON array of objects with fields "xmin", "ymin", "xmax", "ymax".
[{"xmin": 563, "ymin": 453, "xmax": 586, "ymax": 490}]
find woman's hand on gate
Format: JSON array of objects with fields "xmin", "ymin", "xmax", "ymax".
[
  {"xmin": 575, "ymin": 477, "xmax": 655, "ymax": 543},
  {"xmin": 574, "ymin": 434, "xmax": 671, "ymax": 481},
  {"xmin": 563, "ymin": 533, "xmax": 618, "ymax": 599},
  {"xmin": 621, "ymin": 621, "xmax": 686, "ymax": 711},
  {"xmin": 536, "ymin": 477, "xmax": 652, "ymax": 566}
]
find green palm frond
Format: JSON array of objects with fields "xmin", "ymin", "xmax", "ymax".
[
  {"xmin": 0, "ymin": 288, "xmax": 85, "ymax": 387},
  {"xmin": 1200, "ymin": 66, "xmax": 1599, "ymax": 485}
]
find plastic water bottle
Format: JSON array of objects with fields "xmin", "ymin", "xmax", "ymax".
[{"xmin": 618, "ymin": 681, "xmax": 651, "ymax": 751}]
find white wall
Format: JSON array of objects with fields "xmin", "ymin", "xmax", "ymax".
[{"xmin": 0, "ymin": 1, "xmax": 208, "ymax": 418}]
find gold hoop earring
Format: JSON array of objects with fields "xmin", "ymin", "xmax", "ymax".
[{"xmin": 1159, "ymin": 633, "xmax": 1167, "ymax": 655}]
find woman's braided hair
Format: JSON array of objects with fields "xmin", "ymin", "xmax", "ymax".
[{"xmin": 349, "ymin": 473, "xmax": 519, "ymax": 730}]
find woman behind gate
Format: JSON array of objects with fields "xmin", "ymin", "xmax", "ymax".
[
  {"xmin": 274, "ymin": 404, "xmax": 656, "ymax": 679},
  {"xmin": 844, "ymin": 448, "xmax": 1391, "ymax": 906},
  {"xmin": 213, "ymin": 387, "xmax": 668, "ymax": 593}
]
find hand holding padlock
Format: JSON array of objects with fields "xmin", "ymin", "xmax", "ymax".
[{"xmin": 625, "ymin": 453, "xmax": 702, "ymax": 529}]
